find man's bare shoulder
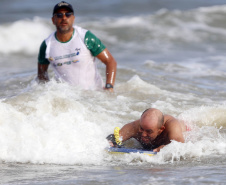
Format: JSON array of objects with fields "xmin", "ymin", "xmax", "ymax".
[
  {"xmin": 120, "ymin": 119, "xmax": 140, "ymax": 141},
  {"xmin": 164, "ymin": 114, "xmax": 178, "ymax": 124},
  {"xmin": 131, "ymin": 119, "xmax": 140, "ymax": 131},
  {"xmin": 164, "ymin": 114, "xmax": 186, "ymax": 132}
]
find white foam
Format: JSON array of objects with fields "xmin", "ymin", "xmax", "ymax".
[
  {"xmin": 0, "ymin": 78, "xmax": 225, "ymax": 165},
  {"xmin": 178, "ymin": 105, "xmax": 226, "ymax": 127},
  {"xmin": 0, "ymin": 17, "xmax": 53, "ymax": 55}
]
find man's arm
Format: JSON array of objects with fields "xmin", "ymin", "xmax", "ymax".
[
  {"xmin": 167, "ymin": 122, "xmax": 185, "ymax": 143},
  {"xmin": 37, "ymin": 63, "xmax": 49, "ymax": 83},
  {"xmin": 119, "ymin": 119, "xmax": 140, "ymax": 142},
  {"xmin": 37, "ymin": 40, "xmax": 50, "ymax": 83},
  {"xmin": 84, "ymin": 31, "xmax": 117, "ymax": 92},
  {"xmin": 96, "ymin": 48, "xmax": 117, "ymax": 92},
  {"xmin": 107, "ymin": 119, "xmax": 139, "ymax": 147},
  {"xmin": 166, "ymin": 116, "xmax": 185, "ymax": 143},
  {"xmin": 153, "ymin": 116, "xmax": 185, "ymax": 152}
]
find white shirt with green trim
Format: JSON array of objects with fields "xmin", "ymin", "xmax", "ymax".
[{"xmin": 45, "ymin": 26, "xmax": 103, "ymax": 90}]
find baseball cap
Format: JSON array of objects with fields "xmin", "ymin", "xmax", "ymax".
[{"xmin": 53, "ymin": 1, "xmax": 74, "ymax": 15}]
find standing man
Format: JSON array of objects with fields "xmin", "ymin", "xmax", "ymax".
[
  {"xmin": 107, "ymin": 108, "xmax": 187, "ymax": 152},
  {"xmin": 37, "ymin": 1, "xmax": 117, "ymax": 91}
]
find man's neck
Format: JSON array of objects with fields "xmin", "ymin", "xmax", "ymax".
[{"xmin": 56, "ymin": 28, "xmax": 74, "ymax": 42}]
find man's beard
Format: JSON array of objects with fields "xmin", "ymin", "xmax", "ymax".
[
  {"xmin": 57, "ymin": 27, "xmax": 70, "ymax": 34},
  {"xmin": 141, "ymin": 136, "xmax": 152, "ymax": 144},
  {"xmin": 57, "ymin": 24, "xmax": 72, "ymax": 34}
]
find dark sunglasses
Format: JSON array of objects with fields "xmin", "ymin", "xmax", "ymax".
[{"xmin": 54, "ymin": 12, "xmax": 73, "ymax": 18}]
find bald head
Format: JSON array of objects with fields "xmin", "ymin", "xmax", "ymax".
[{"xmin": 141, "ymin": 108, "xmax": 164, "ymax": 129}]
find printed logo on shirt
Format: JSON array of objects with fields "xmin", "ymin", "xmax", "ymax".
[
  {"xmin": 54, "ymin": 49, "xmax": 81, "ymax": 61},
  {"xmin": 75, "ymin": 48, "xmax": 80, "ymax": 55},
  {"xmin": 73, "ymin": 60, "xmax": 79, "ymax": 63},
  {"xmin": 53, "ymin": 60, "xmax": 80, "ymax": 67},
  {"xmin": 48, "ymin": 57, "xmax": 54, "ymax": 61}
]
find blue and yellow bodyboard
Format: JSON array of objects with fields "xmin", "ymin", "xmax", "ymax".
[{"xmin": 106, "ymin": 147, "xmax": 157, "ymax": 156}]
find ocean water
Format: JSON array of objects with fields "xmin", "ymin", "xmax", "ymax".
[{"xmin": 0, "ymin": 0, "xmax": 226, "ymax": 184}]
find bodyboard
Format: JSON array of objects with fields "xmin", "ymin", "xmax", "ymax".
[{"xmin": 106, "ymin": 147, "xmax": 157, "ymax": 156}]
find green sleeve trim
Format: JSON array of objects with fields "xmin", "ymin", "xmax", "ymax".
[
  {"xmin": 84, "ymin": 31, "xmax": 106, "ymax": 56},
  {"xmin": 38, "ymin": 41, "xmax": 50, "ymax": 64}
]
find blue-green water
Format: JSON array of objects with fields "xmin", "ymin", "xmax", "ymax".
[{"xmin": 0, "ymin": 0, "xmax": 226, "ymax": 184}]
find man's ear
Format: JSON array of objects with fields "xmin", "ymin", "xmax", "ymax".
[
  {"xmin": 52, "ymin": 17, "xmax": 56, "ymax": 25},
  {"xmin": 158, "ymin": 126, "xmax": 165, "ymax": 134}
]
